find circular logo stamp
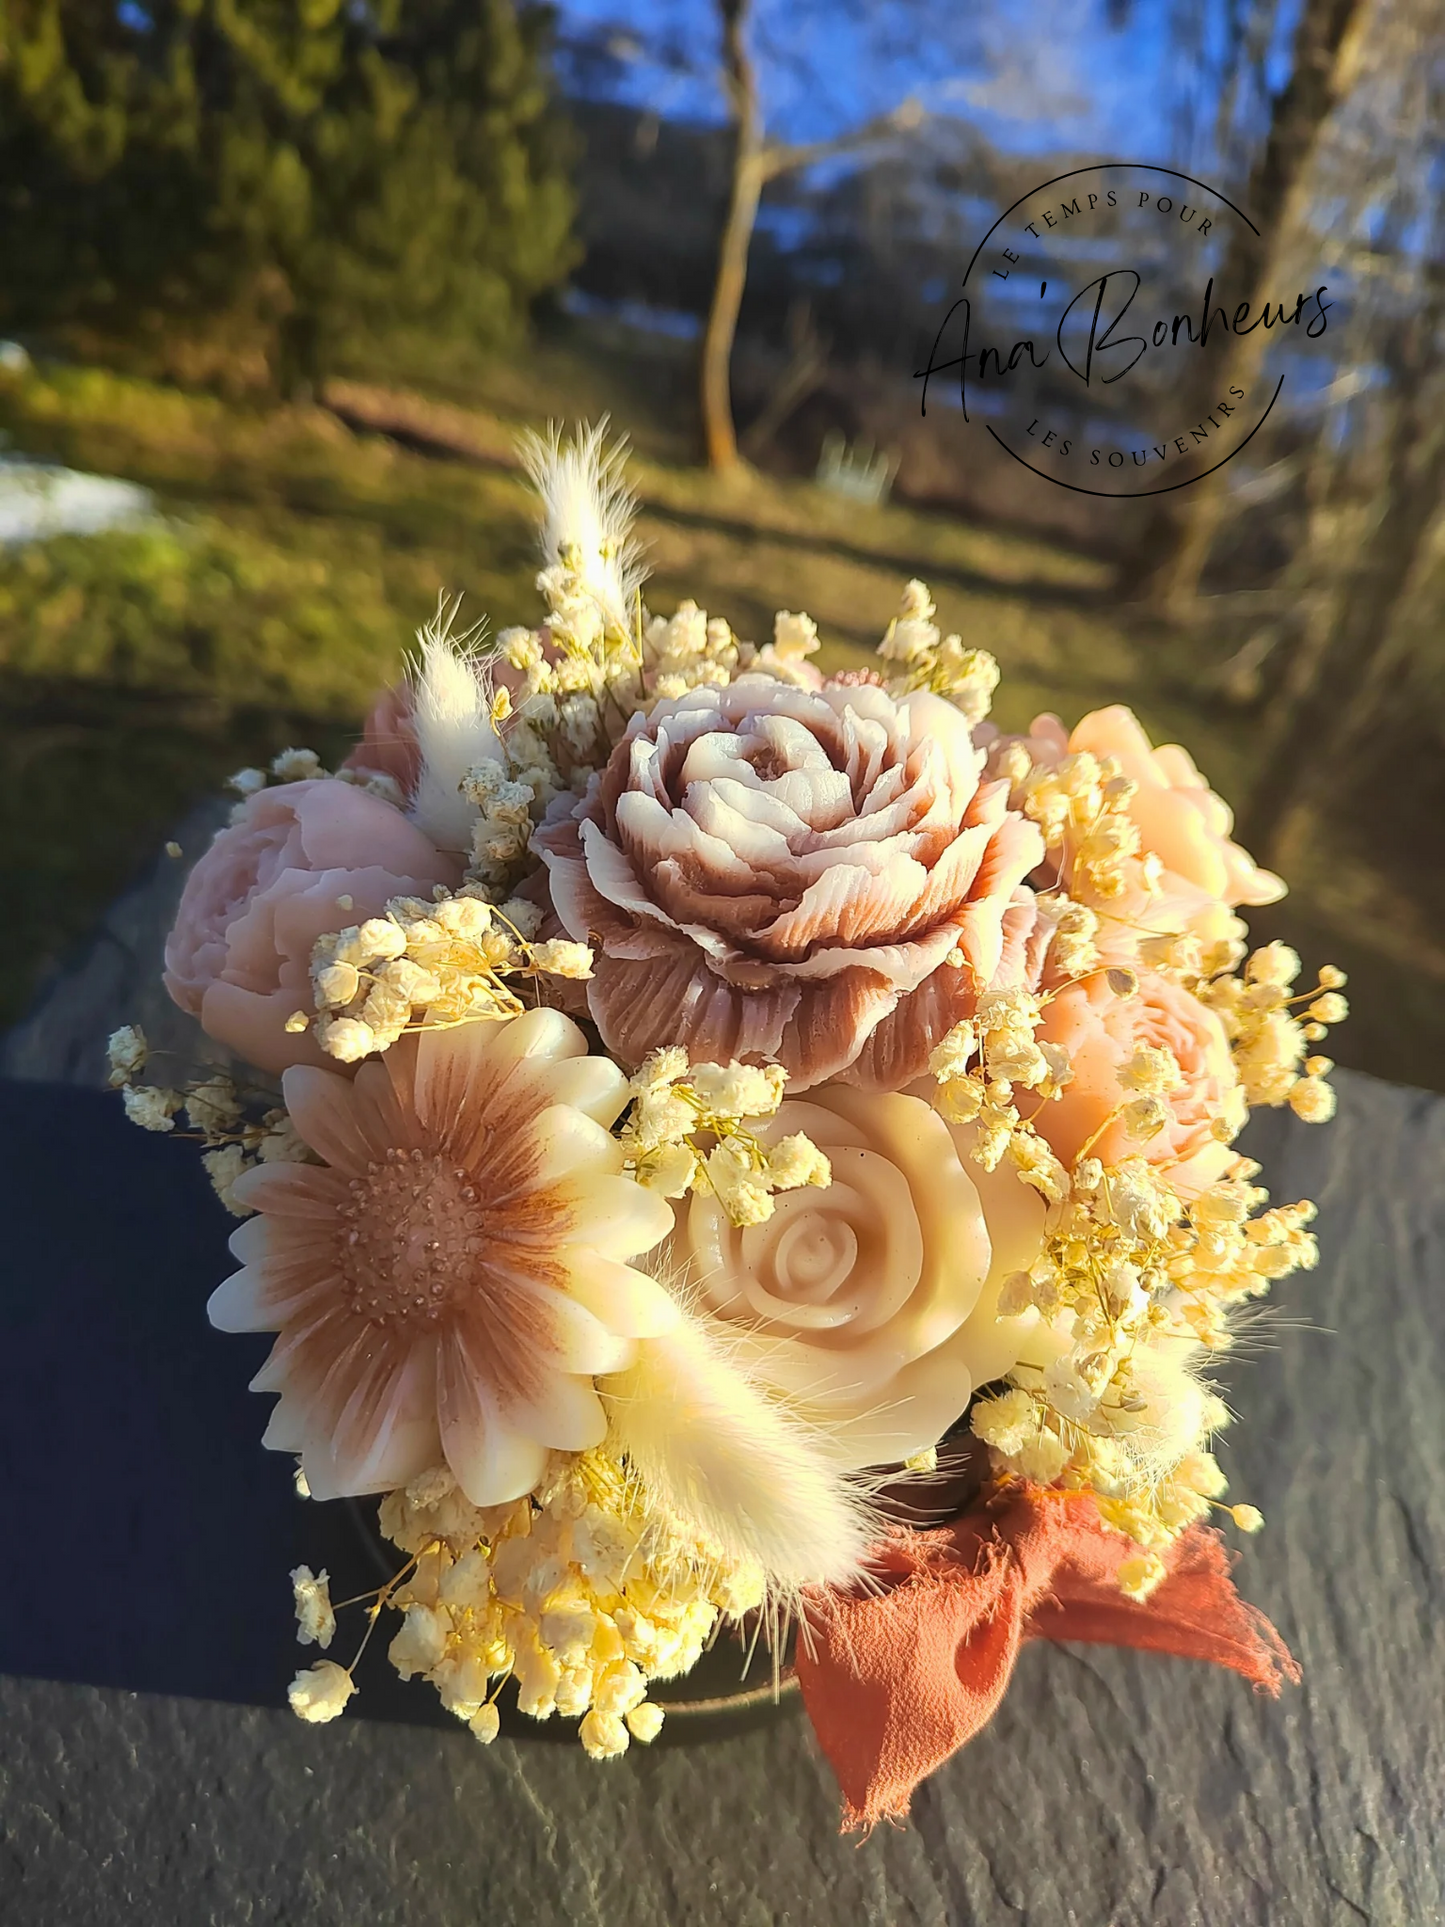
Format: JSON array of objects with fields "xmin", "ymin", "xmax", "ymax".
[{"xmin": 917, "ymin": 162, "xmax": 1330, "ymax": 498}]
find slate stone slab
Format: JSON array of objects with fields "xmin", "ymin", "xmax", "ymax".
[
  {"xmin": 0, "ymin": 798, "xmax": 231, "ymax": 1088},
  {"xmin": 0, "ymin": 1070, "xmax": 1441, "ymax": 1926}
]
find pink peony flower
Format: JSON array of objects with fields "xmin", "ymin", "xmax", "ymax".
[
  {"xmin": 1032, "ymin": 969, "xmax": 1242, "ymax": 1196},
  {"xmin": 164, "ymin": 779, "xmax": 459, "ymax": 1075},
  {"xmin": 343, "ymin": 685, "xmax": 422, "ymax": 797},
  {"xmin": 532, "ymin": 677, "xmax": 1044, "ymax": 1091},
  {"xmin": 1003, "ymin": 706, "xmax": 1283, "ymax": 909}
]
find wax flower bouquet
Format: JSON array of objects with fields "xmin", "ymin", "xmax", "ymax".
[{"xmin": 115, "ymin": 428, "xmax": 1343, "ymax": 1827}]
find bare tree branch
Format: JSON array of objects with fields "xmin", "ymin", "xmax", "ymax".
[{"xmin": 759, "ymin": 99, "xmax": 924, "ymax": 182}]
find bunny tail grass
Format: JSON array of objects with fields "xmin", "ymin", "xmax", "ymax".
[
  {"xmin": 407, "ymin": 598, "xmax": 497, "ymax": 853},
  {"xmin": 518, "ymin": 419, "xmax": 645, "ymax": 634},
  {"xmin": 601, "ymin": 1310, "xmax": 880, "ymax": 1601}
]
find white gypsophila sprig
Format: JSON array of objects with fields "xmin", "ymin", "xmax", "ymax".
[
  {"xmin": 519, "ymin": 420, "xmax": 646, "ymax": 639},
  {"xmin": 106, "ymin": 1024, "xmax": 149, "ymax": 1087},
  {"xmin": 224, "ymin": 749, "xmax": 404, "ymax": 817},
  {"xmin": 294, "ymin": 1453, "xmax": 765, "ymax": 1755},
  {"xmin": 617, "ymin": 1048, "xmax": 831, "ymax": 1224},
  {"xmin": 906, "ymin": 942, "xmax": 1304, "ymax": 1569},
  {"xmin": 876, "ymin": 577, "xmax": 1000, "ymax": 720},
  {"xmin": 290, "ymin": 1565, "xmax": 337, "ymax": 1650},
  {"xmin": 967, "ymin": 1142, "xmax": 1318, "ymax": 1559},
  {"xmin": 288, "ymin": 1660, "xmax": 355, "ymax": 1724},
  {"xmin": 299, "ymin": 891, "xmax": 594, "ymax": 1062},
  {"xmin": 112, "ymin": 1021, "xmax": 312, "ymax": 1215}
]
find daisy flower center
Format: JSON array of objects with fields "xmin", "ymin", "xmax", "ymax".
[{"xmin": 338, "ymin": 1146, "xmax": 487, "ymax": 1329}]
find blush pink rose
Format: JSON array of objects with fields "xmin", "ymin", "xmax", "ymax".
[
  {"xmin": 532, "ymin": 676, "xmax": 1044, "ymax": 1091},
  {"xmin": 164, "ymin": 779, "xmax": 460, "ymax": 1075},
  {"xmin": 1093, "ymin": 876, "xmax": 1247, "ymax": 976},
  {"xmin": 1001, "ymin": 706, "xmax": 1283, "ymax": 909},
  {"xmin": 1032, "ymin": 968, "xmax": 1241, "ymax": 1196}
]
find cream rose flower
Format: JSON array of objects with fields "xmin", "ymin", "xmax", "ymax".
[
  {"xmin": 532, "ymin": 676, "xmax": 1043, "ymax": 1092},
  {"xmin": 670, "ymin": 1084, "xmax": 1047, "ymax": 1470},
  {"xmin": 208, "ymin": 1009, "xmax": 676, "ymax": 1504}
]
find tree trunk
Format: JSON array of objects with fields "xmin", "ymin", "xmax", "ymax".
[
  {"xmin": 740, "ymin": 301, "xmax": 826, "ymax": 458},
  {"xmin": 1133, "ymin": 0, "xmax": 1370, "ymax": 614},
  {"xmin": 700, "ymin": 0, "xmax": 764, "ymax": 473},
  {"xmin": 1241, "ymin": 301, "xmax": 1445, "ymax": 864}
]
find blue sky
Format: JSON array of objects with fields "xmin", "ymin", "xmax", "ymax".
[{"xmin": 552, "ymin": 0, "xmax": 1303, "ymax": 179}]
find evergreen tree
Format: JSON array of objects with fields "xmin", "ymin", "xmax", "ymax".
[{"xmin": 0, "ymin": 0, "xmax": 577, "ymax": 390}]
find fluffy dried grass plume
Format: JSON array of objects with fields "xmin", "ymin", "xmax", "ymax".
[
  {"xmin": 519, "ymin": 419, "xmax": 647, "ymax": 636},
  {"xmin": 406, "ymin": 598, "xmax": 499, "ymax": 853},
  {"xmin": 601, "ymin": 1298, "xmax": 884, "ymax": 1608}
]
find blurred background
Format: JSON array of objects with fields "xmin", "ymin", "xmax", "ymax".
[{"xmin": 0, "ymin": 0, "xmax": 1440, "ymax": 1084}]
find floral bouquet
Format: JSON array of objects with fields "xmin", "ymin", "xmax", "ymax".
[{"xmin": 114, "ymin": 428, "xmax": 1345, "ymax": 1828}]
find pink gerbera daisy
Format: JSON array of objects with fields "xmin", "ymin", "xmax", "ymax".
[{"xmin": 209, "ymin": 1009, "xmax": 676, "ymax": 1505}]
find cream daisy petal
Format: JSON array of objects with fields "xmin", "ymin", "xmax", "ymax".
[
  {"xmin": 480, "ymin": 1004, "xmax": 583, "ymax": 1074},
  {"xmin": 349, "ymin": 1055, "xmax": 427, "ymax": 1161},
  {"xmin": 541, "ymin": 1289, "xmax": 637, "ymax": 1376},
  {"xmin": 527, "ymin": 1106, "xmax": 625, "ymax": 1186},
  {"xmin": 262, "ymin": 1220, "xmax": 344, "ymax": 1266},
  {"xmin": 437, "ymin": 1337, "xmax": 548, "ymax": 1507},
  {"xmin": 556, "ymin": 1174, "xmax": 676, "ymax": 1260},
  {"xmin": 248, "ymin": 1305, "xmax": 345, "ymax": 1392},
  {"xmin": 260, "ymin": 1398, "xmax": 308, "ymax": 1454},
  {"xmin": 499, "ymin": 1371, "xmax": 609, "ymax": 1455},
  {"xmin": 555, "ymin": 1253, "xmax": 682, "ymax": 1340},
  {"xmin": 409, "ymin": 1017, "xmax": 501, "ymax": 1142},
  {"xmin": 227, "ymin": 1213, "xmax": 273, "ymax": 1266},
  {"xmin": 227, "ymin": 1162, "xmax": 347, "ymax": 1220},
  {"xmin": 208, "ymin": 1264, "xmax": 274, "ymax": 1333},
  {"xmin": 301, "ymin": 1408, "xmax": 439, "ymax": 1504},
  {"xmin": 536, "ymin": 1055, "xmax": 632, "ymax": 1128},
  {"xmin": 328, "ymin": 1344, "xmax": 438, "ymax": 1494},
  {"xmin": 208, "ymin": 1262, "xmax": 336, "ymax": 1333},
  {"xmin": 281, "ymin": 1065, "xmax": 376, "ymax": 1174},
  {"xmin": 292, "ymin": 1371, "xmax": 438, "ymax": 1501},
  {"xmin": 478, "ymin": 1251, "xmax": 635, "ymax": 1375}
]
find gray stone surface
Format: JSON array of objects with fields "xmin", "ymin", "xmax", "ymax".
[
  {"xmin": 0, "ymin": 1065, "xmax": 1441, "ymax": 1924},
  {"xmin": 0, "ymin": 798, "xmax": 231, "ymax": 1087}
]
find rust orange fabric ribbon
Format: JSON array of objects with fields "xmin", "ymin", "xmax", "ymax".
[{"xmin": 795, "ymin": 1485, "xmax": 1300, "ymax": 1830}]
